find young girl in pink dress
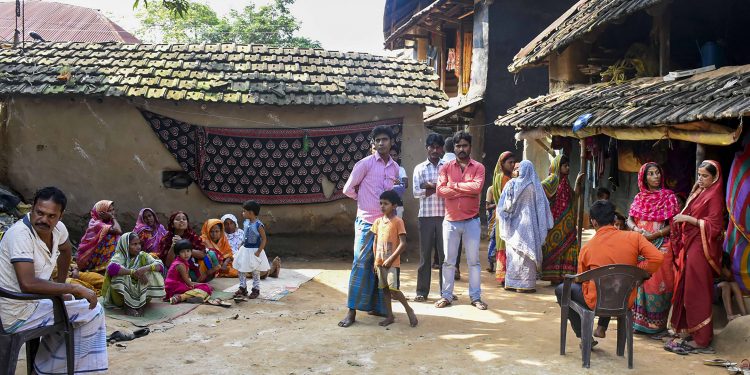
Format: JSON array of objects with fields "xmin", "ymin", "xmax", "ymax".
[{"xmin": 165, "ymin": 239, "xmax": 213, "ymax": 304}]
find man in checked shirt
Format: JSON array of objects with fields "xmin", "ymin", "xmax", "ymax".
[{"xmin": 412, "ymin": 133, "xmax": 445, "ymax": 302}]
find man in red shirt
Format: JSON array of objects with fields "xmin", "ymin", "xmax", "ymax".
[
  {"xmin": 435, "ymin": 131, "xmax": 487, "ymax": 310},
  {"xmin": 555, "ymin": 200, "xmax": 663, "ymax": 343}
]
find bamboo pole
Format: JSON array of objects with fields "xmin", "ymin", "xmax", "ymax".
[{"xmin": 576, "ymin": 138, "xmax": 587, "ymax": 247}]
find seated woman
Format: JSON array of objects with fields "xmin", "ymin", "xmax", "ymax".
[
  {"xmin": 201, "ymin": 219, "xmax": 238, "ymax": 277},
  {"xmin": 165, "ymin": 239, "xmax": 213, "ymax": 304},
  {"xmin": 221, "ymin": 214, "xmax": 244, "ymax": 253},
  {"xmin": 77, "ymin": 200, "xmax": 122, "ymax": 272},
  {"xmin": 134, "ymin": 208, "xmax": 168, "ymax": 255},
  {"xmin": 102, "ymin": 232, "xmax": 166, "ymax": 317},
  {"xmin": 52, "ymin": 261, "xmax": 105, "ymax": 296},
  {"xmin": 158, "ymin": 211, "xmax": 221, "ymax": 282}
]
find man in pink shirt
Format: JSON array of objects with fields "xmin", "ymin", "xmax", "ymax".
[
  {"xmin": 338, "ymin": 125, "xmax": 402, "ymax": 327},
  {"xmin": 435, "ymin": 131, "xmax": 487, "ymax": 310}
]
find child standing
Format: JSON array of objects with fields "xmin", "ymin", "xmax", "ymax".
[
  {"xmin": 233, "ymin": 200, "xmax": 270, "ymax": 300},
  {"xmin": 364, "ymin": 190, "xmax": 417, "ymax": 327},
  {"xmin": 165, "ymin": 239, "xmax": 213, "ymax": 304}
]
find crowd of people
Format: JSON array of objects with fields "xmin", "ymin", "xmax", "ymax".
[
  {"xmin": 0, "ymin": 125, "xmax": 745, "ymax": 373},
  {"xmin": 339, "ymin": 126, "xmax": 744, "ymax": 355},
  {"xmin": 0, "ymin": 188, "xmax": 282, "ymax": 373}
]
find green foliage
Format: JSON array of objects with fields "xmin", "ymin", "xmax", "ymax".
[
  {"xmin": 132, "ymin": 0, "xmax": 190, "ymax": 18},
  {"xmin": 135, "ymin": 0, "xmax": 321, "ymax": 48}
]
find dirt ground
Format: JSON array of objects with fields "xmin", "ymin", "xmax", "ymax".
[{"xmin": 15, "ymin": 258, "xmax": 748, "ymax": 374}]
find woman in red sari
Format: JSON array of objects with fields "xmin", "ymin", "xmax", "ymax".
[
  {"xmin": 667, "ymin": 160, "xmax": 724, "ymax": 353},
  {"xmin": 157, "ymin": 211, "xmax": 221, "ymax": 282},
  {"xmin": 627, "ymin": 162, "xmax": 680, "ymax": 336}
]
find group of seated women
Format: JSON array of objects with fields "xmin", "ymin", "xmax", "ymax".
[{"xmin": 73, "ymin": 205, "xmax": 280, "ymax": 316}]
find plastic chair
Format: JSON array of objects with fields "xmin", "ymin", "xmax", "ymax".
[
  {"xmin": 559, "ymin": 264, "xmax": 650, "ymax": 369},
  {"xmin": 0, "ymin": 287, "xmax": 74, "ymax": 375}
]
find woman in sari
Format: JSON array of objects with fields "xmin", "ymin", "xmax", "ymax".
[
  {"xmin": 101, "ymin": 232, "xmax": 166, "ymax": 317},
  {"xmin": 491, "ymin": 151, "xmax": 515, "ymax": 284},
  {"xmin": 666, "ymin": 160, "xmax": 724, "ymax": 354},
  {"xmin": 626, "ymin": 162, "xmax": 680, "ymax": 336},
  {"xmin": 134, "ymin": 208, "xmax": 168, "ymax": 255},
  {"xmin": 157, "ymin": 211, "xmax": 221, "ymax": 282},
  {"xmin": 497, "ymin": 161, "xmax": 554, "ymax": 292},
  {"xmin": 77, "ymin": 200, "xmax": 122, "ymax": 272},
  {"xmin": 541, "ymin": 155, "xmax": 580, "ymax": 283},
  {"xmin": 201, "ymin": 218, "xmax": 238, "ymax": 277}
]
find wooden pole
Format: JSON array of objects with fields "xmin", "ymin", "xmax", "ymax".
[
  {"xmin": 576, "ymin": 138, "xmax": 587, "ymax": 247},
  {"xmin": 696, "ymin": 143, "xmax": 706, "ymax": 169}
]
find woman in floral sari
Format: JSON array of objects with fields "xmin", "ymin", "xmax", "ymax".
[
  {"xmin": 666, "ymin": 160, "xmax": 724, "ymax": 354},
  {"xmin": 134, "ymin": 208, "xmax": 168, "ymax": 255},
  {"xmin": 77, "ymin": 200, "xmax": 122, "ymax": 272},
  {"xmin": 540, "ymin": 155, "xmax": 579, "ymax": 283},
  {"xmin": 491, "ymin": 151, "xmax": 515, "ymax": 284},
  {"xmin": 201, "ymin": 218, "xmax": 238, "ymax": 277},
  {"xmin": 102, "ymin": 232, "xmax": 166, "ymax": 317},
  {"xmin": 157, "ymin": 211, "xmax": 222, "ymax": 282},
  {"xmin": 626, "ymin": 162, "xmax": 680, "ymax": 336}
]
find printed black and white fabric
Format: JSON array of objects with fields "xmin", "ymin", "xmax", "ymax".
[{"xmin": 142, "ymin": 110, "xmax": 402, "ymax": 204}]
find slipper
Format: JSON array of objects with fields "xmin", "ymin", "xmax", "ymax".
[
  {"xmin": 435, "ymin": 298, "xmax": 451, "ymax": 308},
  {"xmin": 650, "ymin": 330, "xmax": 672, "ymax": 341},
  {"xmin": 471, "ymin": 299, "xmax": 488, "ymax": 310},
  {"xmin": 687, "ymin": 345, "xmax": 716, "ymax": 354},
  {"xmin": 133, "ymin": 328, "xmax": 150, "ymax": 339},
  {"xmin": 413, "ymin": 295, "xmax": 426, "ymax": 302},
  {"xmin": 704, "ymin": 359, "xmax": 736, "ymax": 367},
  {"xmin": 107, "ymin": 330, "xmax": 135, "ymax": 342},
  {"xmin": 205, "ymin": 299, "xmax": 231, "ymax": 308},
  {"xmin": 664, "ymin": 339, "xmax": 690, "ymax": 355},
  {"xmin": 579, "ymin": 340, "xmax": 599, "ymax": 349}
]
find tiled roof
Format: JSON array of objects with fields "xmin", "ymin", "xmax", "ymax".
[
  {"xmin": 0, "ymin": 1, "xmax": 140, "ymax": 43},
  {"xmin": 496, "ymin": 65, "xmax": 750, "ymax": 128},
  {"xmin": 508, "ymin": 0, "xmax": 666, "ymax": 73},
  {"xmin": 0, "ymin": 42, "xmax": 448, "ymax": 107}
]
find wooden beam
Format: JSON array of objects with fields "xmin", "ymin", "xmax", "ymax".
[
  {"xmin": 428, "ymin": 13, "xmax": 460, "ymax": 25},
  {"xmin": 457, "ymin": 10, "xmax": 474, "ymax": 20},
  {"xmin": 535, "ymin": 139, "xmax": 556, "ymax": 157}
]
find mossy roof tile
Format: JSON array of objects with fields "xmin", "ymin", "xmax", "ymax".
[{"xmin": 0, "ymin": 42, "xmax": 446, "ymax": 107}]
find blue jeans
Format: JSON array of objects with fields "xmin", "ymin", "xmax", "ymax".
[{"xmin": 442, "ymin": 217, "xmax": 482, "ymax": 301}]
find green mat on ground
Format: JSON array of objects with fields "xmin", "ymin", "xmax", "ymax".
[{"xmin": 102, "ymin": 290, "xmax": 235, "ymax": 327}]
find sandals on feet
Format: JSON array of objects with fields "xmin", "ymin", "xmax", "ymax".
[
  {"xmin": 169, "ymin": 295, "xmax": 181, "ymax": 305},
  {"xmin": 413, "ymin": 295, "xmax": 426, "ymax": 302},
  {"xmin": 435, "ymin": 298, "xmax": 451, "ymax": 308},
  {"xmin": 471, "ymin": 299, "xmax": 488, "ymax": 310}
]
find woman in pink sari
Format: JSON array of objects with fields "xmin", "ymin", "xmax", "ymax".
[
  {"xmin": 627, "ymin": 162, "xmax": 680, "ymax": 336},
  {"xmin": 133, "ymin": 208, "xmax": 168, "ymax": 255},
  {"xmin": 77, "ymin": 200, "xmax": 123, "ymax": 272},
  {"xmin": 666, "ymin": 160, "xmax": 724, "ymax": 354}
]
